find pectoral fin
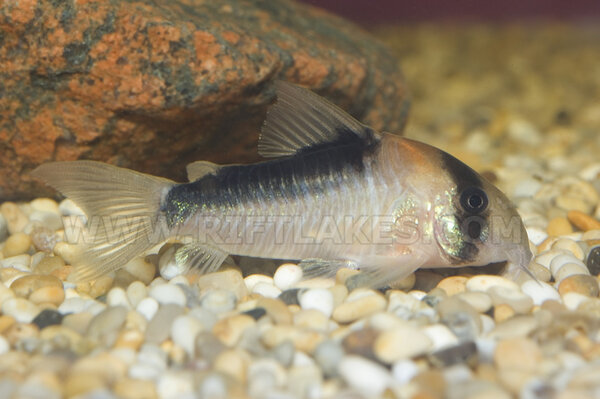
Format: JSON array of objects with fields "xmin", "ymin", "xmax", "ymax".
[{"xmin": 175, "ymin": 243, "xmax": 228, "ymax": 274}]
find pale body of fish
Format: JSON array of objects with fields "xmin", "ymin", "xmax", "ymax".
[{"xmin": 33, "ymin": 82, "xmax": 532, "ymax": 285}]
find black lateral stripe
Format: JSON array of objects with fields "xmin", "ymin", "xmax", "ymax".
[{"xmin": 164, "ymin": 127, "xmax": 380, "ymax": 227}]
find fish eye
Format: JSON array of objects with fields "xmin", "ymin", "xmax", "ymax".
[{"xmin": 460, "ymin": 187, "xmax": 488, "ymax": 214}]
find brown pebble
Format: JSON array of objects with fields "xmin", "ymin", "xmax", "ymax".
[
  {"xmin": 547, "ymin": 217, "xmax": 573, "ymax": 236},
  {"xmin": 2, "ymin": 233, "xmax": 32, "ymax": 257},
  {"xmin": 558, "ymin": 274, "xmax": 599, "ymax": 297},
  {"xmin": 65, "ymin": 373, "xmax": 106, "ymax": 398},
  {"xmin": 0, "ymin": 315, "xmax": 16, "ymax": 333},
  {"xmin": 494, "ymin": 337, "xmax": 541, "ymax": 373},
  {"xmin": 10, "ymin": 275, "xmax": 63, "ymax": 299},
  {"xmin": 4, "ymin": 323, "xmax": 40, "ymax": 345},
  {"xmin": 342, "ymin": 327, "xmax": 378, "ymax": 360},
  {"xmin": 29, "ymin": 286, "xmax": 65, "ymax": 306},
  {"xmin": 494, "ymin": 304, "xmax": 516, "ymax": 323},
  {"xmin": 256, "ymin": 297, "xmax": 292, "ymax": 325},
  {"xmin": 436, "ymin": 276, "xmax": 468, "ymax": 296},
  {"xmin": 213, "ymin": 314, "xmax": 255, "ymax": 347},
  {"xmin": 33, "ymin": 256, "xmax": 66, "ymax": 275},
  {"xmin": 114, "ymin": 378, "xmax": 158, "ymax": 399},
  {"xmin": 568, "ymin": 210, "xmax": 600, "ymax": 231},
  {"xmin": 411, "ymin": 370, "xmax": 447, "ymax": 399},
  {"xmin": 0, "ymin": 202, "xmax": 29, "ymax": 234}
]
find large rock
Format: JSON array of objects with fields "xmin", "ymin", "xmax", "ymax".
[{"xmin": 0, "ymin": 0, "xmax": 409, "ymax": 199}]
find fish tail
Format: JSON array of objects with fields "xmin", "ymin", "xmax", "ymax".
[{"xmin": 32, "ymin": 161, "xmax": 175, "ymax": 281}]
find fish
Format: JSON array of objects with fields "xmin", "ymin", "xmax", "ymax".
[{"xmin": 32, "ymin": 81, "xmax": 533, "ymax": 286}]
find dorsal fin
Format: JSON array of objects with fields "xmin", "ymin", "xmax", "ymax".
[
  {"xmin": 186, "ymin": 161, "xmax": 220, "ymax": 181},
  {"xmin": 258, "ymin": 81, "xmax": 378, "ymax": 158}
]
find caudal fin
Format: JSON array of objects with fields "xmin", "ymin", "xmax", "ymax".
[{"xmin": 32, "ymin": 161, "xmax": 174, "ymax": 281}]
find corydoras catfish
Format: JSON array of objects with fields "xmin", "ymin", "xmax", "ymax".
[{"xmin": 32, "ymin": 82, "xmax": 533, "ymax": 286}]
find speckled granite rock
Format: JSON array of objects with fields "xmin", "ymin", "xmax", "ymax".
[{"xmin": 0, "ymin": 0, "xmax": 409, "ymax": 199}]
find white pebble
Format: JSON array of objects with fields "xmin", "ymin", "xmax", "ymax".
[
  {"xmin": 1, "ymin": 255, "xmax": 31, "ymax": 271},
  {"xmin": 391, "ymin": 359, "xmax": 419, "ymax": 385},
  {"xmin": 554, "ymin": 263, "xmax": 590, "ymax": 282},
  {"xmin": 244, "ymin": 274, "xmax": 274, "ymax": 291},
  {"xmin": 535, "ymin": 249, "xmax": 566, "ymax": 269},
  {"xmin": 273, "ymin": 263, "xmax": 303, "ymax": 290},
  {"xmin": 149, "ymin": 283, "xmax": 186, "ymax": 306},
  {"xmin": 157, "ymin": 371, "xmax": 195, "ymax": 398},
  {"xmin": 158, "ymin": 246, "xmax": 188, "ymax": 280},
  {"xmin": 550, "ymin": 254, "xmax": 585, "ymax": 275},
  {"xmin": 298, "ymin": 288, "xmax": 334, "ymax": 318},
  {"xmin": 526, "ymin": 227, "xmax": 548, "ymax": 246},
  {"xmin": 129, "ymin": 362, "xmax": 162, "ymax": 380},
  {"xmin": 252, "ymin": 282, "xmax": 281, "ymax": 298},
  {"xmin": 0, "ymin": 336, "xmax": 9, "ymax": 355},
  {"xmin": 58, "ymin": 297, "xmax": 88, "ymax": 314},
  {"xmin": 562, "ymin": 292, "xmax": 590, "ymax": 311},
  {"xmin": 58, "ymin": 199, "xmax": 85, "ymax": 216},
  {"xmin": 423, "ymin": 324, "xmax": 459, "ymax": 351},
  {"xmin": 466, "ymin": 275, "xmax": 519, "ymax": 292},
  {"xmin": 171, "ymin": 315, "xmax": 204, "ymax": 357},
  {"xmin": 2, "ymin": 298, "xmax": 39, "ymax": 323},
  {"xmin": 200, "ymin": 289, "xmax": 236, "ymax": 313},
  {"xmin": 338, "ymin": 355, "xmax": 391, "ymax": 397},
  {"xmin": 521, "ymin": 281, "xmax": 561, "ymax": 305},
  {"xmin": 480, "ymin": 314, "xmax": 496, "ymax": 335},
  {"xmin": 107, "ymin": 287, "xmax": 132, "ymax": 309},
  {"xmin": 127, "ymin": 281, "xmax": 148, "ymax": 308},
  {"xmin": 513, "ymin": 178, "xmax": 543, "ymax": 198},
  {"xmin": 30, "ymin": 198, "xmax": 59, "ymax": 214},
  {"xmin": 136, "ymin": 297, "xmax": 159, "ymax": 320}
]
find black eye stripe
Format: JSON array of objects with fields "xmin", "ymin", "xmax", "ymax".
[{"xmin": 460, "ymin": 187, "xmax": 489, "ymax": 214}]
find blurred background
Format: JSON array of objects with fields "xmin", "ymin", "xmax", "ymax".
[{"xmin": 300, "ymin": 0, "xmax": 600, "ymax": 24}]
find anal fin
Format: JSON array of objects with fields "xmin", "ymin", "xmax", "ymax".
[{"xmin": 175, "ymin": 243, "xmax": 228, "ymax": 274}]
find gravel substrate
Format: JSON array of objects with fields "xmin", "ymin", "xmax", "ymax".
[{"xmin": 1, "ymin": 24, "xmax": 600, "ymax": 398}]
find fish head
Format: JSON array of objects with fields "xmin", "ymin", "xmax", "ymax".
[{"xmin": 428, "ymin": 149, "xmax": 533, "ymax": 273}]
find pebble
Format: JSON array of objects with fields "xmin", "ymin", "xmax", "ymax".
[
  {"xmin": 338, "ymin": 355, "xmax": 391, "ymax": 397},
  {"xmin": 86, "ymin": 306, "xmax": 128, "ymax": 342},
  {"xmin": 549, "ymin": 253, "xmax": 585, "ymax": 275},
  {"xmin": 273, "ymin": 263, "xmax": 303, "ymax": 290},
  {"xmin": 456, "ymin": 291, "xmax": 493, "ymax": 313},
  {"xmin": 33, "ymin": 256, "xmax": 65, "ymax": 275},
  {"xmin": 466, "ymin": 275, "xmax": 520, "ymax": 292},
  {"xmin": 494, "ymin": 337, "xmax": 541, "ymax": 373},
  {"xmin": 107, "ymin": 287, "xmax": 132, "ymax": 309},
  {"xmin": 313, "ymin": 340, "xmax": 345, "ymax": 377},
  {"xmin": 213, "ymin": 349, "xmax": 250, "ymax": 382},
  {"xmin": 252, "ymin": 281, "xmax": 282, "ymax": 298},
  {"xmin": 197, "ymin": 269, "xmax": 248, "ymax": 301},
  {"xmin": 488, "ymin": 315, "xmax": 538, "ymax": 340},
  {"xmin": 156, "ymin": 371, "xmax": 194, "ymax": 398},
  {"xmin": 2, "ymin": 233, "xmax": 32, "ymax": 257},
  {"xmin": 148, "ymin": 283, "xmax": 186, "ymax": 307},
  {"xmin": 437, "ymin": 297, "xmax": 482, "ymax": 341},
  {"xmin": 113, "ymin": 378, "xmax": 158, "ymax": 399},
  {"xmin": 391, "ymin": 359, "xmax": 420, "ymax": 385},
  {"xmin": 558, "ymin": 274, "xmax": 599, "ymax": 297},
  {"xmin": 145, "ymin": 304, "xmax": 184, "ymax": 344},
  {"xmin": 423, "ymin": 324, "xmax": 460, "ymax": 351},
  {"xmin": 547, "ymin": 217, "xmax": 573, "ymax": 236},
  {"xmin": 200, "ymin": 289, "xmax": 236, "ymax": 313},
  {"xmin": 243, "ymin": 307, "xmax": 267, "ymax": 320},
  {"xmin": 244, "ymin": 274, "xmax": 274, "ymax": 291},
  {"xmin": 171, "ymin": 315, "xmax": 204, "ymax": 357},
  {"xmin": 31, "ymin": 309, "xmax": 64, "ymax": 329},
  {"xmin": 332, "ymin": 290, "xmax": 387, "ymax": 323},
  {"xmin": 278, "ymin": 288, "xmax": 300, "ymax": 305},
  {"xmin": 0, "ymin": 214, "xmax": 7, "ymax": 242},
  {"xmin": 437, "ymin": 276, "xmax": 468, "ymax": 295},
  {"xmin": 428, "ymin": 340, "xmax": 478, "ymax": 368},
  {"xmin": 136, "ymin": 297, "xmax": 159, "ymax": 321},
  {"xmin": 256, "ymin": 297, "xmax": 293, "ymax": 325},
  {"xmin": 374, "ymin": 323, "xmax": 432, "ymax": 363},
  {"xmin": 587, "ymin": 246, "xmax": 600, "ymax": 275},
  {"xmin": 1, "ymin": 298, "xmax": 40, "ymax": 323},
  {"xmin": 123, "ymin": 257, "xmax": 156, "ymax": 285},
  {"xmin": 552, "ymin": 238, "xmax": 585, "ymax": 260},
  {"xmin": 298, "ymin": 288, "xmax": 334, "ymax": 317},
  {"xmin": 568, "ymin": 210, "xmax": 600, "ymax": 231},
  {"xmin": 10, "ymin": 274, "xmax": 62, "ymax": 298},
  {"xmin": 213, "ymin": 314, "xmax": 256, "ymax": 346},
  {"xmin": 488, "ymin": 286, "xmax": 533, "ymax": 314},
  {"xmin": 126, "ymin": 281, "xmax": 147, "ymax": 308},
  {"xmin": 195, "ymin": 331, "xmax": 226, "ymax": 363},
  {"xmin": 1, "ymin": 202, "xmax": 29, "ymax": 234},
  {"xmin": 554, "ymin": 263, "xmax": 590, "ymax": 282}
]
